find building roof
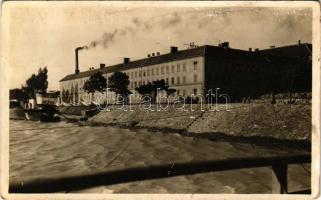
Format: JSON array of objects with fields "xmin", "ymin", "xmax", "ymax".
[
  {"xmin": 259, "ymin": 43, "xmax": 312, "ymax": 58},
  {"xmin": 60, "ymin": 46, "xmax": 206, "ymax": 82},
  {"xmin": 60, "ymin": 44, "xmax": 307, "ymax": 82}
]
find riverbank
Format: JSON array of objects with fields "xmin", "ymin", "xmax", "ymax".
[{"xmin": 87, "ymin": 103, "xmax": 311, "ymax": 149}]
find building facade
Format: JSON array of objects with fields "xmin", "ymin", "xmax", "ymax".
[{"xmin": 60, "ymin": 42, "xmax": 312, "ymax": 104}]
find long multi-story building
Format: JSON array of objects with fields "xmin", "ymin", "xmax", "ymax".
[{"xmin": 59, "ymin": 41, "xmax": 312, "ymax": 104}]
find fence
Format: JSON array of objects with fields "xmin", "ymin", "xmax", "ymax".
[{"xmin": 9, "ymin": 154, "xmax": 310, "ymax": 193}]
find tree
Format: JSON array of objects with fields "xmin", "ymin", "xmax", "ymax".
[
  {"xmin": 135, "ymin": 79, "xmax": 176, "ymax": 103},
  {"xmin": 22, "ymin": 67, "xmax": 49, "ymax": 99},
  {"xmin": 135, "ymin": 82, "xmax": 154, "ymax": 95},
  {"xmin": 83, "ymin": 71, "xmax": 107, "ymax": 101},
  {"xmin": 166, "ymin": 88, "xmax": 176, "ymax": 97},
  {"xmin": 108, "ymin": 72, "xmax": 132, "ymax": 103}
]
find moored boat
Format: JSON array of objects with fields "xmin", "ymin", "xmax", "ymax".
[
  {"xmin": 10, "ymin": 101, "xmax": 61, "ymax": 122},
  {"xmin": 24, "ymin": 104, "xmax": 61, "ymax": 122}
]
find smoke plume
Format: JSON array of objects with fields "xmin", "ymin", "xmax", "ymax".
[{"xmin": 85, "ymin": 11, "xmax": 185, "ymax": 50}]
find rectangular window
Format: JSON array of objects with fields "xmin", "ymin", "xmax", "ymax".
[
  {"xmin": 166, "ymin": 66, "xmax": 169, "ymax": 74},
  {"xmin": 147, "ymin": 69, "xmax": 150, "ymax": 76},
  {"xmin": 177, "ymin": 90, "xmax": 180, "ymax": 95},
  {"xmin": 194, "ymin": 74, "xmax": 197, "ymax": 83},
  {"xmin": 171, "ymin": 65, "xmax": 175, "ymax": 73},
  {"xmin": 139, "ymin": 71, "xmax": 142, "ymax": 77},
  {"xmin": 182, "ymin": 63, "xmax": 186, "ymax": 72},
  {"xmin": 183, "ymin": 76, "xmax": 186, "ymax": 84},
  {"xmin": 177, "ymin": 64, "xmax": 180, "ymax": 72},
  {"xmin": 161, "ymin": 66, "xmax": 164, "ymax": 74},
  {"xmin": 152, "ymin": 69, "xmax": 154, "ymax": 75},
  {"xmin": 193, "ymin": 88, "xmax": 197, "ymax": 95},
  {"xmin": 171, "ymin": 77, "xmax": 175, "ymax": 85},
  {"xmin": 135, "ymin": 71, "xmax": 137, "ymax": 78},
  {"xmin": 143, "ymin": 71, "xmax": 146, "ymax": 77},
  {"xmin": 166, "ymin": 78, "xmax": 169, "ymax": 84},
  {"xmin": 177, "ymin": 76, "xmax": 180, "ymax": 84},
  {"xmin": 193, "ymin": 61, "xmax": 198, "ymax": 70},
  {"xmin": 135, "ymin": 82, "xmax": 137, "ymax": 87}
]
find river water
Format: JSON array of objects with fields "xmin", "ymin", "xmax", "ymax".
[{"xmin": 9, "ymin": 120, "xmax": 310, "ymax": 193}]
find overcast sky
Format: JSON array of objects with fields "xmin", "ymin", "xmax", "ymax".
[{"xmin": 4, "ymin": 2, "xmax": 312, "ymax": 90}]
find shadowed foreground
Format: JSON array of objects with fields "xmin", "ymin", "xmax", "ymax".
[{"xmin": 10, "ymin": 154, "xmax": 310, "ymax": 193}]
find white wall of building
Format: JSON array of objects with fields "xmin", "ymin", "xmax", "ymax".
[{"xmin": 60, "ymin": 56, "xmax": 205, "ymax": 105}]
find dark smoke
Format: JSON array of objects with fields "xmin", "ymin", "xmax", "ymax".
[
  {"xmin": 161, "ymin": 12, "xmax": 181, "ymax": 28},
  {"xmin": 76, "ymin": 46, "xmax": 88, "ymax": 51},
  {"xmin": 85, "ymin": 11, "xmax": 185, "ymax": 50},
  {"xmin": 132, "ymin": 17, "xmax": 140, "ymax": 26},
  {"xmin": 86, "ymin": 12, "xmax": 182, "ymax": 50},
  {"xmin": 84, "ymin": 8, "xmax": 311, "ymax": 51},
  {"xmin": 88, "ymin": 30, "xmax": 118, "ymax": 49}
]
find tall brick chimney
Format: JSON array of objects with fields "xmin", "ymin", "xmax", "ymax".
[
  {"xmin": 75, "ymin": 46, "xmax": 88, "ymax": 74},
  {"xmin": 75, "ymin": 48, "xmax": 80, "ymax": 74}
]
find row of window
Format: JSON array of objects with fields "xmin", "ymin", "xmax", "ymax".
[
  {"xmin": 125, "ymin": 61, "xmax": 198, "ymax": 79},
  {"xmin": 62, "ymin": 87, "xmax": 198, "ymax": 97},
  {"xmin": 130, "ymin": 74, "xmax": 198, "ymax": 88},
  {"xmin": 64, "ymin": 73, "xmax": 198, "ymax": 93}
]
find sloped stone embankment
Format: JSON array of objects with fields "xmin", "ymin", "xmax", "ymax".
[{"xmin": 89, "ymin": 103, "xmax": 311, "ymax": 142}]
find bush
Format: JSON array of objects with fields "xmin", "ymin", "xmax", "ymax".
[{"xmin": 185, "ymin": 96, "xmax": 199, "ymax": 104}]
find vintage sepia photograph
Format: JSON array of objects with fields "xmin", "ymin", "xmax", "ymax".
[{"xmin": 1, "ymin": 1, "xmax": 320, "ymax": 198}]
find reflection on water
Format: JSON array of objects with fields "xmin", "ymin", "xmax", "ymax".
[{"xmin": 9, "ymin": 120, "xmax": 310, "ymax": 193}]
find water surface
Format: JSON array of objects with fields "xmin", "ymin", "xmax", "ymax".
[{"xmin": 9, "ymin": 120, "xmax": 310, "ymax": 193}]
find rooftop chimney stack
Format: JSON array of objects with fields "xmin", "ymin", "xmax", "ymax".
[
  {"xmin": 170, "ymin": 46, "xmax": 178, "ymax": 54},
  {"xmin": 157, "ymin": 52, "xmax": 160, "ymax": 56},
  {"xmin": 298, "ymin": 40, "xmax": 301, "ymax": 45},
  {"xmin": 148, "ymin": 54, "xmax": 151, "ymax": 58},
  {"xmin": 152, "ymin": 53, "xmax": 155, "ymax": 57},
  {"xmin": 255, "ymin": 48, "xmax": 259, "ymax": 52},
  {"xmin": 100, "ymin": 63, "xmax": 105, "ymax": 69},
  {"xmin": 124, "ymin": 57, "xmax": 130, "ymax": 64},
  {"xmin": 220, "ymin": 42, "xmax": 229, "ymax": 49},
  {"xmin": 249, "ymin": 48, "xmax": 252, "ymax": 52}
]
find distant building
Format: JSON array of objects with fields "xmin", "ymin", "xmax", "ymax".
[
  {"xmin": 59, "ymin": 41, "xmax": 312, "ymax": 104},
  {"xmin": 9, "ymin": 89, "xmax": 60, "ymax": 108},
  {"xmin": 36, "ymin": 91, "xmax": 60, "ymax": 105}
]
